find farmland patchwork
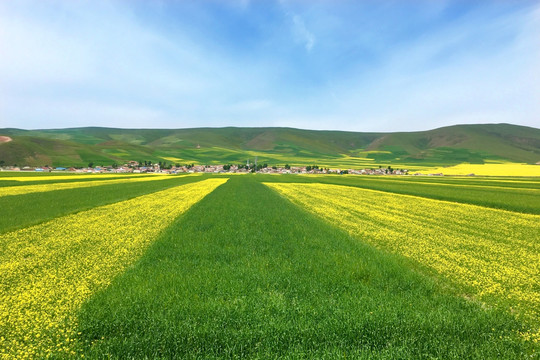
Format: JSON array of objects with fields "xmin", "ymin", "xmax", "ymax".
[
  {"xmin": 264, "ymin": 182, "xmax": 540, "ymax": 342},
  {"xmin": 0, "ymin": 178, "xmax": 227, "ymax": 358},
  {"xmin": 1, "ymin": 174, "xmax": 539, "ymax": 358},
  {"xmin": 0, "ymin": 174, "xmax": 181, "ymax": 197}
]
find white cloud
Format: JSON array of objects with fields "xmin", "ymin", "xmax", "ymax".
[
  {"xmin": 278, "ymin": 0, "xmax": 316, "ymax": 52},
  {"xmin": 292, "ymin": 15, "xmax": 315, "ymax": 51}
]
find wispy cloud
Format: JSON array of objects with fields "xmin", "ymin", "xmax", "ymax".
[
  {"xmin": 291, "ymin": 15, "xmax": 315, "ymax": 51},
  {"xmin": 278, "ymin": 0, "xmax": 316, "ymax": 52}
]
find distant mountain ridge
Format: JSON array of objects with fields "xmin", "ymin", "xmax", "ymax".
[{"xmin": 0, "ymin": 123, "xmax": 539, "ymax": 168}]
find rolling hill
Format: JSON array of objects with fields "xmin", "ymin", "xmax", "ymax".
[{"xmin": 0, "ymin": 124, "xmax": 539, "ymax": 168}]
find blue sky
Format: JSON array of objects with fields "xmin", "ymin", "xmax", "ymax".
[{"xmin": 0, "ymin": 0, "xmax": 539, "ymax": 132}]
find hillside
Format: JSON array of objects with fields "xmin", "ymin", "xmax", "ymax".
[{"xmin": 0, "ymin": 124, "xmax": 539, "ymax": 168}]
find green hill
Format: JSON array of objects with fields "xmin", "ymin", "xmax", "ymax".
[{"xmin": 0, "ymin": 124, "xmax": 539, "ymax": 168}]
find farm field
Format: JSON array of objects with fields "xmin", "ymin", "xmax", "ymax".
[
  {"xmin": 0, "ymin": 173, "xmax": 155, "ymax": 187},
  {"xmin": 419, "ymin": 163, "xmax": 540, "ymax": 177},
  {"xmin": 0, "ymin": 173, "xmax": 539, "ymax": 358},
  {"xmin": 0, "ymin": 174, "xmax": 176, "ymax": 198},
  {"xmin": 0, "ymin": 174, "xmax": 204, "ymax": 235},
  {"xmin": 271, "ymin": 174, "xmax": 540, "ymax": 214},
  {"xmin": 0, "ymin": 176, "xmax": 227, "ymax": 358}
]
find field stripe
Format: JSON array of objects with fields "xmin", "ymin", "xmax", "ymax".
[
  {"xmin": 0, "ymin": 174, "xmax": 148, "ymax": 182},
  {"xmin": 0, "ymin": 178, "xmax": 227, "ymax": 359},
  {"xmin": 0, "ymin": 174, "xmax": 193, "ymax": 197},
  {"xmin": 265, "ymin": 182, "xmax": 540, "ymax": 341},
  {"xmin": 292, "ymin": 176, "xmax": 540, "ymax": 214},
  {"xmin": 298, "ymin": 175, "xmax": 540, "ymax": 192},
  {"xmin": 343, "ymin": 176, "xmax": 540, "ymax": 191}
]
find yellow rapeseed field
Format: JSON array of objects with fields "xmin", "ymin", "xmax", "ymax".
[
  {"xmin": 265, "ymin": 182, "xmax": 540, "ymax": 341},
  {"xmin": 420, "ymin": 162, "xmax": 540, "ymax": 176},
  {"xmin": 0, "ymin": 178, "xmax": 227, "ymax": 359},
  {"xmin": 0, "ymin": 174, "xmax": 188, "ymax": 197}
]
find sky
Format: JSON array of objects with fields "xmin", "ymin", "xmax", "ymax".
[{"xmin": 0, "ymin": 0, "xmax": 539, "ymax": 132}]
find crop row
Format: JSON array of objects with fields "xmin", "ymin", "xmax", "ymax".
[
  {"xmin": 265, "ymin": 182, "xmax": 540, "ymax": 342},
  {"xmin": 0, "ymin": 178, "xmax": 227, "ymax": 359},
  {"xmin": 0, "ymin": 174, "xmax": 147, "ymax": 182},
  {"xmin": 263, "ymin": 174, "xmax": 540, "ymax": 214},
  {"xmin": 0, "ymin": 174, "xmax": 187, "ymax": 198}
]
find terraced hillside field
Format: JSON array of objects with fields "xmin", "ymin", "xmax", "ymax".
[{"xmin": 0, "ymin": 173, "xmax": 538, "ymax": 359}]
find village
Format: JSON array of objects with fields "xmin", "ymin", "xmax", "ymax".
[{"xmin": 0, "ymin": 161, "xmax": 414, "ymax": 175}]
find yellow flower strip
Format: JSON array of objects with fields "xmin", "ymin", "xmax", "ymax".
[
  {"xmin": 0, "ymin": 178, "xmax": 227, "ymax": 359},
  {"xmin": 0, "ymin": 174, "xmax": 181, "ymax": 197},
  {"xmin": 265, "ymin": 182, "xmax": 540, "ymax": 341},
  {"xmin": 420, "ymin": 163, "xmax": 540, "ymax": 177}
]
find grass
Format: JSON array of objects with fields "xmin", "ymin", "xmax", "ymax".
[{"xmin": 73, "ymin": 176, "xmax": 534, "ymax": 358}]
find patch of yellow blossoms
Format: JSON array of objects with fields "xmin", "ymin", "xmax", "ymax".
[
  {"xmin": 421, "ymin": 163, "xmax": 540, "ymax": 176},
  {"xmin": 265, "ymin": 182, "xmax": 540, "ymax": 341},
  {"xmin": 0, "ymin": 178, "xmax": 227, "ymax": 359},
  {"xmin": 0, "ymin": 174, "xmax": 184, "ymax": 197}
]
